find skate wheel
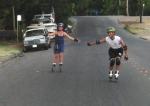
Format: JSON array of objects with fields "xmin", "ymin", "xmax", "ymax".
[
  {"xmin": 109, "ymin": 76, "xmax": 113, "ymax": 79},
  {"xmin": 115, "ymin": 78, "xmax": 118, "ymax": 82},
  {"xmin": 51, "ymin": 69, "xmax": 54, "ymax": 72}
]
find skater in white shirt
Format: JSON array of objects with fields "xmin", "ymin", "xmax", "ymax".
[{"xmin": 87, "ymin": 27, "xmax": 128, "ymax": 81}]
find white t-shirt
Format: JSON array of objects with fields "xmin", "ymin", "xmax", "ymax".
[{"xmin": 106, "ymin": 35, "xmax": 122, "ymax": 49}]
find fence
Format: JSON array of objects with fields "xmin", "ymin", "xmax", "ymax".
[{"xmin": 0, "ymin": 30, "xmax": 16, "ymax": 40}]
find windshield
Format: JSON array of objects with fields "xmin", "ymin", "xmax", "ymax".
[
  {"xmin": 43, "ymin": 20, "xmax": 51, "ymax": 23},
  {"xmin": 31, "ymin": 20, "xmax": 38, "ymax": 24},
  {"xmin": 35, "ymin": 16, "xmax": 42, "ymax": 18},
  {"xmin": 26, "ymin": 29, "xmax": 44, "ymax": 37}
]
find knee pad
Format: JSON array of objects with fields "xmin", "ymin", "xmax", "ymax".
[
  {"xmin": 116, "ymin": 58, "xmax": 121, "ymax": 65},
  {"xmin": 110, "ymin": 59, "xmax": 115, "ymax": 66}
]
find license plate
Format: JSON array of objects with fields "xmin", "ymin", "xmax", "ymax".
[{"xmin": 32, "ymin": 45, "xmax": 37, "ymax": 48}]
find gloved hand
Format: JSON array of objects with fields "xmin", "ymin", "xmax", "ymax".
[
  {"xmin": 87, "ymin": 43, "xmax": 91, "ymax": 46},
  {"xmin": 124, "ymin": 56, "xmax": 128, "ymax": 61}
]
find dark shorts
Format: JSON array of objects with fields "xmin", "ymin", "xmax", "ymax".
[
  {"xmin": 54, "ymin": 44, "xmax": 65, "ymax": 54},
  {"xmin": 108, "ymin": 47, "xmax": 123, "ymax": 59}
]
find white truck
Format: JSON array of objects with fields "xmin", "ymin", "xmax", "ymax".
[{"xmin": 31, "ymin": 14, "xmax": 57, "ymax": 40}]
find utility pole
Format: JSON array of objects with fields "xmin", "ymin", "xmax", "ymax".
[
  {"xmin": 126, "ymin": 0, "xmax": 129, "ymax": 16},
  {"xmin": 12, "ymin": 6, "xmax": 16, "ymax": 31},
  {"xmin": 118, "ymin": 0, "xmax": 120, "ymax": 15},
  {"xmin": 140, "ymin": 0, "xmax": 143, "ymax": 23}
]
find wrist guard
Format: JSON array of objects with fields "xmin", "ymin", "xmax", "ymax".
[
  {"xmin": 87, "ymin": 43, "xmax": 91, "ymax": 46},
  {"xmin": 123, "ymin": 45, "xmax": 127, "ymax": 50},
  {"xmin": 74, "ymin": 38, "xmax": 78, "ymax": 42},
  {"xmin": 124, "ymin": 56, "xmax": 128, "ymax": 60}
]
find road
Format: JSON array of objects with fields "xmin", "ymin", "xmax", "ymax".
[{"xmin": 0, "ymin": 16, "xmax": 150, "ymax": 106}]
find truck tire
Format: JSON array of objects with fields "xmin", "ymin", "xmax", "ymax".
[{"xmin": 44, "ymin": 45, "xmax": 49, "ymax": 50}]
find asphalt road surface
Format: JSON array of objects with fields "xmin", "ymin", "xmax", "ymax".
[{"xmin": 0, "ymin": 16, "xmax": 150, "ymax": 106}]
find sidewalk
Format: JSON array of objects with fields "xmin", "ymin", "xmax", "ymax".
[{"xmin": 118, "ymin": 16, "xmax": 150, "ymax": 40}]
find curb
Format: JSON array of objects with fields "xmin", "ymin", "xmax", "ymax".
[{"xmin": 0, "ymin": 51, "xmax": 24, "ymax": 64}]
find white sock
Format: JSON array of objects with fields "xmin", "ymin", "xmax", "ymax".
[
  {"xmin": 116, "ymin": 70, "xmax": 119, "ymax": 74},
  {"xmin": 110, "ymin": 70, "xmax": 113, "ymax": 74},
  {"xmin": 53, "ymin": 63, "xmax": 56, "ymax": 66},
  {"xmin": 59, "ymin": 62, "xmax": 63, "ymax": 65}
]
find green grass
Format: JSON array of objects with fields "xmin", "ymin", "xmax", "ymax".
[
  {"xmin": 124, "ymin": 24, "xmax": 136, "ymax": 34},
  {"xmin": 124, "ymin": 24, "xmax": 146, "ymax": 35},
  {"xmin": 0, "ymin": 41, "xmax": 23, "ymax": 58}
]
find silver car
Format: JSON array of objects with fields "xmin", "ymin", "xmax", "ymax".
[{"xmin": 23, "ymin": 28, "xmax": 51, "ymax": 52}]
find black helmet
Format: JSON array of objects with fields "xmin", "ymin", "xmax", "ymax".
[{"xmin": 58, "ymin": 23, "xmax": 64, "ymax": 27}]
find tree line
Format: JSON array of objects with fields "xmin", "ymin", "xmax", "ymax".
[{"xmin": 0, "ymin": 0, "xmax": 149, "ymax": 30}]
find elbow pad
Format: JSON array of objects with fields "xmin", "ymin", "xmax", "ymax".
[{"xmin": 123, "ymin": 45, "xmax": 127, "ymax": 50}]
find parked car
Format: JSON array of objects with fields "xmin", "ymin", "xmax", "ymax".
[{"xmin": 23, "ymin": 28, "xmax": 51, "ymax": 52}]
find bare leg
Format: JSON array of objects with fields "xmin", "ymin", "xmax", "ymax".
[
  {"xmin": 109, "ymin": 66, "xmax": 114, "ymax": 70},
  {"xmin": 53, "ymin": 54, "xmax": 59, "ymax": 63},
  {"xmin": 51, "ymin": 54, "xmax": 59, "ymax": 72},
  {"xmin": 58, "ymin": 52, "xmax": 64, "ymax": 72},
  {"xmin": 59, "ymin": 52, "xmax": 64, "ymax": 64},
  {"xmin": 116, "ymin": 65, "xmax": 120, "ymax": 70}
]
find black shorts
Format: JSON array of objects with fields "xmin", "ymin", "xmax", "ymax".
[{"xmin": 108, "ymin": 47, "xmax": 123, "ymax": 59}]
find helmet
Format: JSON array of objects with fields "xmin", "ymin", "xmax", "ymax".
[
  {"xmin": 58, "ymin": 23, "xmax": 64, "ymax": 27},
  {"xmin": 107, "ymin": 27, "xmax": 115, "ymax": 32}
]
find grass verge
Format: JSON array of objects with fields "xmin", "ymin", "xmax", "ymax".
[
  {"xmin": 0, "ymin": 41, "xmax": 23, "ymax": 59},
  {"xmin": 124, "ymin": 24, "xmax": 147, "ymax": 35}
]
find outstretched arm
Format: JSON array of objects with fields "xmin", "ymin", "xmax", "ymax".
[
  {"xmin": 64, "ymin": 32, "xmax": 80, "ymax": 42},
  {"xmin": 87, "ymin": 38, "xmax": 106, "ymax": 46},
  {"xmin": 48, "ymin": 31, "xmax": 57, "ymax": 36}
]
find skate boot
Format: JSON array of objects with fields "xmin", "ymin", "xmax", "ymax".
[
  {"xmin": 109, "ymin": 71, "xmax": 113, "ymax": 80},
  {"xmin": 59, "ymin": 64, "xmax": 63, "ymax": 72},
  {"xmin": 114, "ymin": 71, "xmax": 119, "ymax": 81},
  {"xmin": 51, "ymin": 64, "xmax": 56, "ymax": 72}
]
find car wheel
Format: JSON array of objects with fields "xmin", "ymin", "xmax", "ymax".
[
  {"xmin": 48, "ymin": 42, "xmax": 51, "ymax": 48},
  {"xmin": 23, "ymin": 47, "xmax": 28, "ymax": 52},
  {"xmin": 44, "ymin": 45, "xmax": 49, "ymax": 50}
]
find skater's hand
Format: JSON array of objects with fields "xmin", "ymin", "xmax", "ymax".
[
  {"xmin": 87, "ymin": 43, "xmax": 91, "ymax": 46},
  {"xmin": 77, "ymin": 39, "xmax": 81, "ymax": 42},
  {"xmin": 124, "ymin": 56, "xmax": 128, "ymax": 61},
  {"xmin": 74, "ymin": 38, "xmax": 80, "ymax": 42}
]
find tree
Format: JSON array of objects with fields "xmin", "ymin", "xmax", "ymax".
[
  {"xmin": 1, "ymin": 0, "xmax": 150, "ymax": 30},
  {"xmin": 101, "ymin": 0, "xmax": 119, "ymax": 15}
]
